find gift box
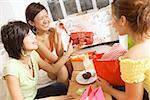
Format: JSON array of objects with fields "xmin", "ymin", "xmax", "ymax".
[
  {"xmin": 93, "ymin": 54, "xmax": 125, "ymax": 86},
  {"xmin": 70, "ymin": 53, "xmax": 94, "ymax": 71},
  {"xmin": 70, "ymin": 32, "xmax": 94, "ymax": 45}
]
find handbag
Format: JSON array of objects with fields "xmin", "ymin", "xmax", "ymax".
[{"xmin": 70, "ymin": 32, "xmax": 93, "ymax": 45}]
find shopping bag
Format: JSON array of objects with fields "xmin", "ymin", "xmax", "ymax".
[
  {"xmin": 93, "ymin": 54, "xmax": 125, "ymax": 86},
  {"xmin": 80, "ymin": 85, "xmax": 105, "ymax": 100}
]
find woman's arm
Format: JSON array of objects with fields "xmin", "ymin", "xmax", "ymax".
[
  {"xmin": 38, "ymin": 42, "xmax": 73, "ymax": 75},
  {"xmin": 37, "ymin": 41, "xmax": 58, "ymax": 63},
  {"xmin": 125, "ymin": 82, "xmax": 144, "ymax": 100},
  {"xmin": 97, "ymin": 77, "xmax": 144, "ymax": 100},
  {"xmin": 38, "ymin": 41, "xmax": 73, "ymax": 74},
  {"xmin": 106, "ymin": 83, "xmax": 143, "ymax": 100},
  {"xmin": 53, "ymin": 22, "xmax": 64, "ymax": 57},
  {"xmin": 54, "ymin": 33, "xmax": 64, "ymax": 57},
  {"xmin": 37, "ymin": 95, "xmax": 75, "ymax": 100},
  {"xmin": 5, "ymin": 75, "xmax": 24, "ymax": 100}
]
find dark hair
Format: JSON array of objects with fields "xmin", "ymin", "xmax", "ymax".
[
  {"xmin": 1, "ymin": 21, "xmax": 29, "ymax": 59},
  {"xmin": 112, "ymin": 0, "xmax": 150, "ymax": 36},
  {"xmin": 25, "ymin": 2, "xmax": 47, "ymax": 33}
]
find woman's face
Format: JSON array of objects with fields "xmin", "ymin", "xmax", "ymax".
[
  {"xmin": 112, "ymin": 12, "xmax": 127, "ymax": 35},
  {"xmin": 112, "ymin": 15, "xmax": 122, "ymax": 35},
  {"xmin": 23, "ymin": 30, "xmax": 38, "ymax": 51},
  {"xmin": 33, "ymin": 9, "xmax": 50, "ymax": 32}
]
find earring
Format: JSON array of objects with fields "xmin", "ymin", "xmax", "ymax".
[
  {"xmin": 21, "ymin": 49, "xmax": 30, "ymax": 57},
  {"xmin": 32, "ymin": 26, "xmax": 36, "ymax": 34}
]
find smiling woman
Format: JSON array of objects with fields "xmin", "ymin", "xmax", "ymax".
[
  {"xmin": 25, "ymin": 2, "xmax": 77, "ymax": 98},
  {"xmin": 1, "ymin": 21, "xmax": 75, "ymax": 100}
]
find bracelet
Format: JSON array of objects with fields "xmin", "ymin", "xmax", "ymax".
[{"xmin": 64, "ymin": 54, "xmax": 70, "ymax": 58}]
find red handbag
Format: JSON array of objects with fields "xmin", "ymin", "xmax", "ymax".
[
  {"xmin": 70, "ymin": 32, "xmax": 93, "ymax": 45},
  {"xmin": 93, "ymin": 54, "xmax": 125, "ymax": 86}
]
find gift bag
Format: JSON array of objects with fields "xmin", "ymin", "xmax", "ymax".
[
  {"xmin": 70, "ymin": 32, "xmax": 94, "ymax": 45},
  {"xmin": 80, "ymin": 85, "xmax": 105, "ymax": 100},
  {"xmin": 93, "ymin": 54, "xmax": 125, "ymax": 86}
]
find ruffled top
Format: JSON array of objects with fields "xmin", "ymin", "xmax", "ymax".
[{"xmin": 120, "ymin": 58, "xmax": 150, "ymax": 99}]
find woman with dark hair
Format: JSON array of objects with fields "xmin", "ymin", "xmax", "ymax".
[
  {"xmin": 1, "ymin": 21, "xmax": 75, "ymax": 100},
  {"xmin": 25, "ymin": 2, "xmax": 73, "ymax": 89},
  {"xmin": 97, "ymin": 0, "xmax": 150, "ymax": 99}
]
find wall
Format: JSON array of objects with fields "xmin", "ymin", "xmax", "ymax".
[
  {"xmin": 0, "ymin": 0, "xmax": 39, "ymax": 27},
  {"xmin": 0, "ymin": 0, "xmax": 40, "ymax": 45},
  {"xmin": 0, "ymin": 0, "xmax": 39, "ymax": 99}
]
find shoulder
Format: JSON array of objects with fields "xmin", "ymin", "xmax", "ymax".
[
  {"xmin": 119, "ymin": 41, "xmax": 150, "ymax": 84},
  {"xmin": 31, "ymin": 50, "xmax": 40, "ymax": 58},
  {"xmin": 5, "ymin": 58, "xmax": 21, "ymax": 69},
  {"xmin": 120, "ymin": 59, "xmax": 150, "ymax": 83},
  {"xmin": 123, "ymin": 42, "xmax": 150, "ymax": 59},
  {"xmin": 3, "ymin": 58, "xmax": 22, "ymax": 78}
]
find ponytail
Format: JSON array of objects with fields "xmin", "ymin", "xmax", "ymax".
[{"xmin": 137, "ymin": 3, "xmax": 150, "ymax": 35}]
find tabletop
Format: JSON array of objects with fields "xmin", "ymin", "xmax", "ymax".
[{"xmin": 67, "ymin": 57, "xmax": 112, "ymax": 100}]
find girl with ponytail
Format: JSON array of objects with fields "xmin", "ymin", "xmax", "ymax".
[{"xmin": 97, "ymin": 0, "xmax": 150, "ymax": 99}]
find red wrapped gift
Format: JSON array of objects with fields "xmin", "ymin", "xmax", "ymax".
[
  {"xmin": 93, "ymin": 54, "xmax": 125, "ymax": 86},
  {"xmin": 70, "ymin": 32, "xmax": 94, "ymax": 45}
]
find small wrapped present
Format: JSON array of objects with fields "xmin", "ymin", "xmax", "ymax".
[{"xmin": 71, "ymin": 53, "xmax": 90, "ymax": 70}]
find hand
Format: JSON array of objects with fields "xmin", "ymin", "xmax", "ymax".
[
  {"xmin": 67, "ymin": 41, "xmax": 74, "ymax": 55},
  {"xmin": 71, "ymin": 44, "xmax": 82, "ymax": 54},
  {"xmin": 55, "ymin": 21, "xmax": 64, "ymax": 35},
  {"xmin": 48, "ymin": 95, "xmax": 76, "ymax": 100},
  {"xmin": 97, "ymin": 77, "xmax": 111, "ymax": 93}
]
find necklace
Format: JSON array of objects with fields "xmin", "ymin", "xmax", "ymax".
[
  {"xmin": 28, "ymin": 59, "xmax": 33, "ymax": 69},
  {"xmin": 28, "ymin": 58, "xmax": 35, "ymax": 77},
  {"xmin": 20, "ymin": 57, "xmax": 35, "ymax": 77},
  {"xmin": 28, "ymin": 58, "xmax": 33, "ymax": 69}
]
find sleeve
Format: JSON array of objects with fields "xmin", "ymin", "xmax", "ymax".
[
  {"xmin": 3, "ymin": 60, "xmax": 19, "ymax": 79},
  {"xmin": 120, "ymin": 59, "xmax": 146, "ymax": 83},
  {"xmin": 31, "ymin": 50, "xmax": 40, "ymax": 61}
]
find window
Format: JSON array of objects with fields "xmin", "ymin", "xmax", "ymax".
[
  {"xmin": 63, "ymin": 0, "xmax": 78, "ymax": 15},
  {"xmin": 96, "ymin": 0, "xmax": 109, "ymax": 9},
  {"xmin": 80, "ymin": 0, "xmax": 93, "ymax": 11},
  {"xmin": 46, "ymin": 0, "xmax": 109, "ymax": 21},
  {"xmin": 47, "ymin": 0, "xmax": 64, "ymax": 21}
]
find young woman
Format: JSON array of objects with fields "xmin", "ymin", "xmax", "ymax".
[
  {"xmin": 25, "ymin": 3, "xmax": 73, "ymax": 88},
  {"xmin": 97, "ymin": 0, "xmax": 150, "ymax": 100},
  {"xmin": 1, "ymin": 21, "xmax": 75, "ymax": 100}
]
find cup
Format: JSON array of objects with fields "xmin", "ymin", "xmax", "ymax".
[{"xmin": 119, "ymin": 34, "xmax": 128, "ymax": 50}]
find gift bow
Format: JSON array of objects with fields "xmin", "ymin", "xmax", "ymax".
[{"xmin": 80, "ymin": 85, "xmax": 105, "ymax": 100}]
